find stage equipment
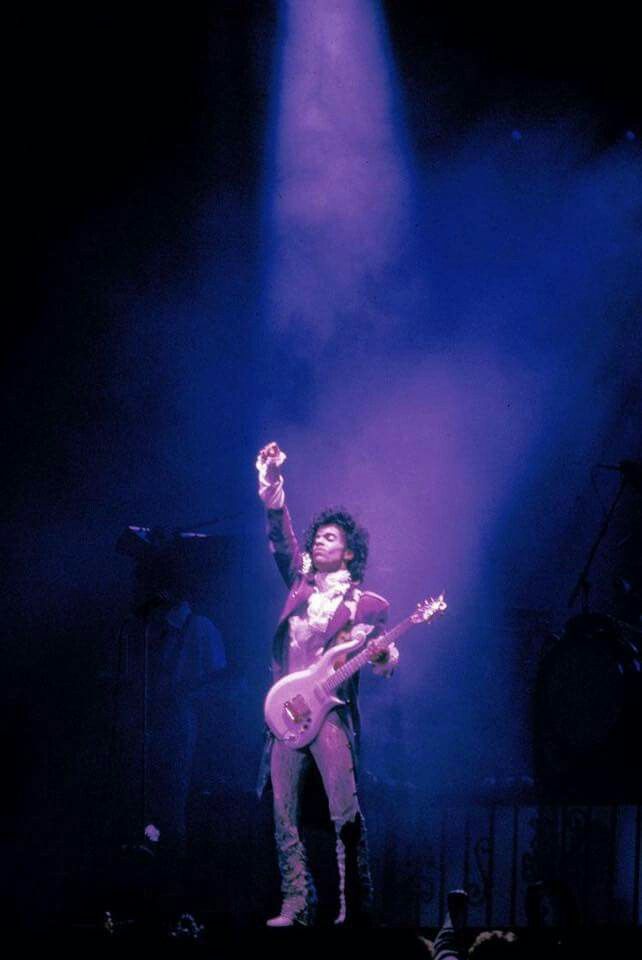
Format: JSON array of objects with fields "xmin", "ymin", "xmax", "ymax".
[
  {"xmin": 116, "ymin": 517, "xmax": 236, "ymax": 560},
  {"xmin": 569, "ymin": 457, "xmax": 641, "ymax": 612},
  {"xmin": 534, "ymin": 612, "xmax": 642, "ymax": 802}
]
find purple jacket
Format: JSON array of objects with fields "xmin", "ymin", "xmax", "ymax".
[{"xmin": 256, "ymin": 505, "xmax": 389, "ymax": 796}]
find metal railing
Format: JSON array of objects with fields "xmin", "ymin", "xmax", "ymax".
[{"xmin": 373, "ymin": 802, "xmax": 642, "ymax": 927}]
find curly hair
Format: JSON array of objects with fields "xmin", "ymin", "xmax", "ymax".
[
  {"xmin": 304, "ymin": 506, "xmax": 369, "ymax": 582},
  {"xmin": 469, "ymin": 931, "xmax": 520, "ymax": 959}
]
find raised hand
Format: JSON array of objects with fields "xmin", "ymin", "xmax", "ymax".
[
  {"xmin": 447, "ymin": 889, "xmax": 469, "ymax": 930},
  {"xmin": 257, "ymin": 441, "xmax": 287, "ymax": 482},
  {"xmin": 258, "ymin": 440, "xmax": 283, "ymax": 463}
]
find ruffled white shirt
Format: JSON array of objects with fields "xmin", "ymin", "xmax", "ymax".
[{"xmin": 288, "ymin": 569, "xmax": 352, "ymax": 672}]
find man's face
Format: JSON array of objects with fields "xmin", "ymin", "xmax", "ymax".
[{"xmin": 312, "ymin": 524, "xmax": 354, "ymax": 573}]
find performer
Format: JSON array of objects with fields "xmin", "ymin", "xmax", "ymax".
[
  {"xmin": 256, "ymin": 441, "xmax": 399, "ymax": 927},
  {"xmin": 139, "ymin": 595, "xmax": 226, "ymax": 856}
]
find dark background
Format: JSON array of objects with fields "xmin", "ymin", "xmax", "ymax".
[{"xmin": 4, "ymin": 1, "xmax": 641, "ymax": 932}]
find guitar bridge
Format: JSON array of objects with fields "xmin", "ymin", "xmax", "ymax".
[{"xmin": 284, "ymin": 694, "xmax": 311, "ymax": 724}]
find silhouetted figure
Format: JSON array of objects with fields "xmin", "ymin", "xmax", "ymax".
[
  {"xmin": 116, "ymin": 542, "xmax": 226, "ymax": 870},
  {"xmin": 433, "ymin": 890, "xmax": 522, "ymax": 960}
]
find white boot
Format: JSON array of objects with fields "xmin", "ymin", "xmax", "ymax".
[
  {"xmin": 269, "ymin": 822, "xmax": 317, "ymax": 926},
  {"xmin": 267, "ymin": 897, "xmax": 313, "ymax": 927}
]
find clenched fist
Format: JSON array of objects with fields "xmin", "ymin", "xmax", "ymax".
[{"xmin": 257, "ymin": 441, "xmax": 287, "ymax": 483}]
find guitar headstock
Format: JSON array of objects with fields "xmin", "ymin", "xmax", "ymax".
[{"xmin": 410, "ymin": 593, "xmax": 447, "ymax": 624}]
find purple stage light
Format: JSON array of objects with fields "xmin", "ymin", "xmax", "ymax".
[{"xmin": 267, "ymin": 0, "xmax": 412, "ymax": 343}]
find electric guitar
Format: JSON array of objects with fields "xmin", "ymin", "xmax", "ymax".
[{"xmin": 264, "ymin": 594, "xmax": 447, "ymax": 749}]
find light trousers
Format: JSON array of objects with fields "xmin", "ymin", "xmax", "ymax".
[{"xmin": 270, "ymin": 712, "xmax": 360, "ymax": 914}]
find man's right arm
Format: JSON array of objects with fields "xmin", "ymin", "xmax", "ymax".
[{"xmin": 256, "ymin": 442, "xmax": 302, "ymax": 588}]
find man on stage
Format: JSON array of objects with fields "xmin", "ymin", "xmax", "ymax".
[{"xmin": 256, "ymin": 441, "xmax": 399, "ymax": 927}]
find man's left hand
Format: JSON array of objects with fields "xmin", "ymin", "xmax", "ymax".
[
  {"xmin": 368, "ymin": 636, "xmax": 391, "ymax": 662},
  {"xmin": 369, "ymin": 638, "xmax": 399, "ymax": 676}
]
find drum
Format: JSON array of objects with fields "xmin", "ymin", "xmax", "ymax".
[{"xmin": 534, "ymin": 612, "xmax": 642, "ymax": 802}]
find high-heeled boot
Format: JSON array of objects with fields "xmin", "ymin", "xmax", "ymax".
[
  {"xmin": 335, "ymin": 813, "xmax": 373, "ymax": 927},
  {"xmin": 267, "ymin": 825, "xmax": 317, "ymax": 926}
]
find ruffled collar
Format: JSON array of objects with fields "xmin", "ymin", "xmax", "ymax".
[
  {"xmin": 313, "ymin": 568, "xmax": 352, "ymax": 595},
  {"xmin": 305, "ymin": 568, "xmax": 352, "ymax": 632}
]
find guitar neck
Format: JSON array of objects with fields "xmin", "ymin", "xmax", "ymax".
[{"xmin": 325, "ymin": 616, "xmax": 414, "ymax": 692}]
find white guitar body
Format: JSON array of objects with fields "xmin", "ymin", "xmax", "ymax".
[
  {"xmin": 263, "ymin": 633, "xmax": 368, "ymax": 749},
  {"xmin": 264, "ymin": 593, "xmax": 447, "ymax": 750}
]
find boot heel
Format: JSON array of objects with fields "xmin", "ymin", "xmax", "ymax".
[{"xmin": 266, "ymin": 895, "xmax": 316, "ymax": 927}]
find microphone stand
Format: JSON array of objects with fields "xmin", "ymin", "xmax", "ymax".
[
  {"xmin": 568, "ymin": 477, "xmax": 627, "ymax": 612},
  {"xmin": 142, "ymin": 616, "xmax": 151, "ymax": 844},
  {"xmin": 112, "ymin": 601, "xmax": 158, "ymax": 852}
]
